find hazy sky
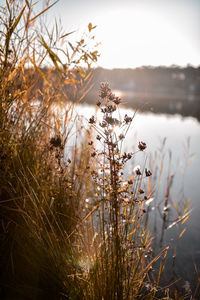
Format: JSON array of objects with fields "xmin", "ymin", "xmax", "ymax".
[
  {"xmin": 44, "ymin": 0, "xmax": 200, "ymax": 69},
  {"xmin": 1, "ymin": 0, "xmax": 200, "ymax": 68}
]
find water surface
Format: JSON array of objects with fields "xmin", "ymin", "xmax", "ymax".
[{"xmin": 71, "ymin": 103, "xmax": 200, "ymax": 288}]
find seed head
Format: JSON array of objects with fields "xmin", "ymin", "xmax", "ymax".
[
  {"xmin": 99, "ymin": 121, "xmax": 107, "ymax": 128},
  {"xmin": 108, "ymin": 92, "xmax": 115, "ymax": 101},
  {"xmin": 91, "ymin": 152, "xmax": 96, "ymax": 157},
  {"xmin": 113, "ymin": 97, "xmax": 121, "ymax": 105},
  {"xmin": 99, "ymin": 82, "xmax": 111, "ymax": 99},
  {"xmin": 105, "ymin": 116, "xmax": 120, "ymax": 126},
  {"xmin": 96, "ymin": 100, "xmax": 101, "ymax": 107},
  {"xmin": 96, "ymin": 135, "xmax": 101, "ymax": 141},
  {"xmin": 139, "ymin": 188, "xmax": 144, "ymax": 194},
  {"xmin": 145, "ymin": 168, "xmax": 152, "ymax": 177},
  {"xmin": 50, "ymin": 136, "xmax": 62, "ymax": 148},
  {"xmin": 138, "ymin": 141, "xmax": 147, "ymax": 151},
  {"xmin": 89, "ymin": 116, "xmax": 96, "ymax": 124},
  {"xmin": 135, "ymin": 168, "xmax": 142, "ymax": 176},
  {"xmin": 119, "ymin": 134, "xmax": 125, "ymax": 140},
  {"xmin": 124, "ymin": 114, "xmax": 132, "ymax": 124}
]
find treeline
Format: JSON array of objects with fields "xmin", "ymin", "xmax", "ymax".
[
  {"xmin": 89, "ymin": 66, "xmax": 200, "ymax": 96},
  {"xmin": 15, "ymin": 66, "xmax": 200, "ymax": 120},
  {"xmin": 84, "ymin": 66, "xmax": 200, "ymax": 120},
  {"xmin": 21, "ymin": 65, "xmax": 200, "ymax": 102}
]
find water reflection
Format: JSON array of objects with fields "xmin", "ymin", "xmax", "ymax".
[{"xmin": 74, "ymin": 103, "xmax": 200, "ymax": 287}]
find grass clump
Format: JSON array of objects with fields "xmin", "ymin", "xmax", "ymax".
[{"xmin": 76, "ymin": 82, "xmax": 170, "ymax": 299}]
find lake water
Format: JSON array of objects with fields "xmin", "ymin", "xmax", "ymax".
[{"xmin": 67, "ymin": 103, "xmax": 200, "ymax": 291}]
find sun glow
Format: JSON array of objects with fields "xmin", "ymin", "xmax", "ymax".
[
  {"xmin": 92, "ymin": 7, "xmax": 199, "ymax": 68},
  {"xmin": 112, "ymin": 89, "xmax": 125, "ymax": 98}
]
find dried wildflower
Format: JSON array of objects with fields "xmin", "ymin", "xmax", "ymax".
[
  {"xmin": 88, "ymin": 141, "xmax": 93, "ymax": 146},
  {"xmin": 101, "ymin": 108, "xmax": 107, "ymax": 113},
  {"xmin": 91, "ymin": 152, "xmax": 96, "ymax": 157},
  {"xmin": 67, "ymin": 159, "xmax": 71, "ymax": 164},
  {"xmin": 124, "ymin": 114, "xmax": 132, "ymax": 124},
  {"xmin": 107, "ymin": 141, "xmax": 117, "ymax": 148},
  {"xmin": 104, "ymin": 130, "xmax": 110, "ymax": 136},
  {"xmin": 101, "ymin": 105, "xmax": 116, "ymax": 114},
  {"xmin": 108, "ymin": 92, "xmax": 115, "ymax": 101},
  {"xmin": 89, "ymin": 116, "xmax": 96, "ymax": 124},
  {"xmin": 145, "ymin": 168, "xmax": 152, "ymax": 177},
  {"xmin": 122, "ymin": 152, "xmax": 132, "ymax": 162},
  {"xmin": 96, "ymin": 100, "xmax": 101, "ymax": 107},
  {"xmin": 119, "ymin": 134, "xmax": 125, "ymax": 140},
  {"xmin": 107, "ymin": 105, "xmax": 117, "ymax": 113},
  {"xmin": 105, "ymin": 116, "xmax": 120, "ymax": 126},
  {"xmin": 113, "ymin": 97, "xmax": 121, "ymax": 105},
  {"xmin": 139, "ymin": 188, "xmax": 144, "ymax": 194},
  {"xmin": 50, "ymin": 136, "xmax": 62, "ymax": 148},
  {"xmin": 122, "ymin": 153, "xmax": 127, "ymax": 160},
  {"xmin": 127, "ymin": 153, "xmax": 132, "ymax": 160},
  {"xmin": 128, "ymin": 179, "xmax": 133, "ymax": 184},
  {"xmin": 138, "ymin": 141, "xmax": 147, "ymax": 151},
  {"xmin": 99, "ymin": 82, "xmax": 111, "ymax": 98},
  {"xmin": 135, "ymin": 168, "xmax": 142, "ymax": 176},
  {"xmin": 99, "ymin": 121, "xmax": 107, "ymax": 128},
  {"xmin": 96, "ymin": 135, "xmax": 101, "ymax": 141}
]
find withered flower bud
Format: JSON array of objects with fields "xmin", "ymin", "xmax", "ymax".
[
  {"xmin": 145, "ymin": 168, "xmax": 152, "ymax": 177},
  {"xmin": 91, "ymin": 152, "xmax": 96, "ymax": 157},
  {"xmin": 127, "ymin": 153, "xmax": 132, "ymax": 160},
  {"xmin": 119, "ymin": 134, "xmax": 125, "ymax": 140},
  {"xmin": 99, "ymin": 121, "xmax": 107, "ymax": 128},
  {"xmin": 50, "ymin": 136, "xmax": 62, "ymax": 148},
  {"xmin": 105, "ymin": 116, "xmax": 120, "ymax": 126},
  {"xmin": 99, "ymin": 82, "xmax": 111, "ymax": 98},
  {"xmin": 122, "ymin": 152, "xmax": 132, "ymax": 161},
  {"xmin": 101, "ymin": 108, "xmax": 107, "ymax": 113},
  {"xmin": 107, "ymin": 105, "xmax": 116, "ymax": 113},
  {"xmin": 124, "ymin": 114, "xmax": 132, "ymax": 124},
  {"xmin": 113, "ymin": 97, "xmax": 121, "ymax": 105},
  {"xmin": 139, "ymin": 188, "xmax": 144, "ymax": 194},
  {"xmin": 108, "ymin": 92, "xmax": 115, "ymax": 101},
  {"xmin": 96, "ymin": 135, "xmax": 101, "ymax": 141},
  {"xmin": 138, "ymin": 141, "xmax": 147, "ymax": 151},
  {"xmin": 135, "ymin": 168, "xmax": 142, "ymax": 176},
  {"xmin": 96, "ymin": 100, "xmax": 101, "ymax": 107},
  {"xmin": 89, "ymin": 116, "xmax": 96, "ymax": 124}
]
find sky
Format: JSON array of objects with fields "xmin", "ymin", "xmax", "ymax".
[
  {"xmin": 1, "ymin": 0, "xmax": 200, "ymax": 69},
  {"xmin": 45, "ymin": 0, "xmax": 200, "ymax": 69}
]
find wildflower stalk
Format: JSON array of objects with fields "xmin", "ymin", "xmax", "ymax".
[{"xmin": 87, "ymin": 83, "xmax": 154, "ymax": 299}]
